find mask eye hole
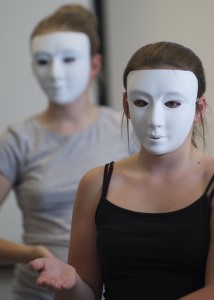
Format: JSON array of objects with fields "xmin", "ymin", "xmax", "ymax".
[
  {"xmin": 165, "ymin": 100, "xmax": 181, "ymax": 108},
  {"xmin": 134, "ymin": 99, "xmax": 148, "ymax": 107},
  {"xmin": 36, "ymin": 59, "xmax": 49, "ymax": 66},
  {"xmin": 63, "ymin": 57, "xmax": 75, "ymax": 63}
]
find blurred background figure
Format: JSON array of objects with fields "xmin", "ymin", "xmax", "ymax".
[{"xmin": 0, "ymin": 4, "xmax": 136, "ymax": 300}]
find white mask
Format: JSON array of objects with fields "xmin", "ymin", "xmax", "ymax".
[
  {"xmin": 31, "ymin": 32, "xmax": 91, "ymax": 105},
  {"xmin": 127, "ymin": 70, "xmax": 198, "ymax": 155}
]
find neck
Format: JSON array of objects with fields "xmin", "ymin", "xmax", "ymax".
[
  {"xmin": 135, "ymin": 140, "xmax": 201, "ymax": 177},
  {"xmin": 36, "ymin": 91, "xmax": 99, "ymax": 134}
]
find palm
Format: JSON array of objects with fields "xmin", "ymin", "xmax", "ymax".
[{"xmin": 29, "ymin": 257, "xmax": 75, "ymax": 290}]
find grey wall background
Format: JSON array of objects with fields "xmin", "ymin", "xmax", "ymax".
[{"xmin": 0, "ymin": 0, "xmax": 214, "ymax": 245}]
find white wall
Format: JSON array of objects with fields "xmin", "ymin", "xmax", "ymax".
[
  {"xmin": 104, "ymin": 0, "xmax": 214, "ymax": 154},
  {"xmin": 0, "ymin": 0, "xmax": 92, "ymax": 244}
]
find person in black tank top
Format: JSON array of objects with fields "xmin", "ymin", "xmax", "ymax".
[{"xmin": 29, "ymin": 42, "xmax": 214, "ymax": 300}]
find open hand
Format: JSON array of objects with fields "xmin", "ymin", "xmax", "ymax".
[{"xmin": 29, "ymin": 257, "xmax": 77, "ymax": 291}]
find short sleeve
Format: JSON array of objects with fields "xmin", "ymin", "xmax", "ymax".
[{"xmin": 0, "ymin": 127, "xmax": 24, "ymax": 183}]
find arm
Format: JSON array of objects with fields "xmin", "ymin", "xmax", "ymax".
[
  {"xmin": 30, "ymin": 167, "xmax": 104, "ymax": 300},
  {"xmin": 179, "ymin": 199, "xmax": 214, "ymax": 299},
  {"xmin": 59, "ymin": 167, "xmax": 103, "ymax": 300},
  {"xmin": 0, "ymin": 239, "xmax": 54, "ymax": 264},
  {"xmin": 0, "ymin": 173, "xmax": 53, "ymax": 263}
]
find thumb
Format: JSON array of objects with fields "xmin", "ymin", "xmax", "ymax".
[{"xmin": 29, "ymin": 258, "xmax": 46, "ymax": 272}]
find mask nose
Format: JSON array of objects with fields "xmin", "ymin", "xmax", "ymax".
[
  {"xmin": 48, "ymin": 58, "xmax": 64, "ymax": 81},
  {"xmin": 148, "ymin": 104, "xmax": 165, "ymax": 129}
]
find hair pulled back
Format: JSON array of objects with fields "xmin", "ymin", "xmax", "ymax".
[{"xmin": 31, "ymin": 4, "xmax": 100, "ymax": 56}]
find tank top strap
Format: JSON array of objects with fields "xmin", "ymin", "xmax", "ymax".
[
  {"xmin": 101, "ymin": 161, "xmax": 114, "ymax": 199},
  {"xmin": 205, "ymin": 174, "xmax": 214, "ymax": 202}
]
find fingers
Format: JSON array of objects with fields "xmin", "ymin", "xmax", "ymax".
[
  {"xmin": 29, "ymin": 258, "xmax": 46, "ymax": 272},
  {"xmin": 37, "ymin": 276, "xmax": 58, "ymax": 289},
  {"xmin": 29, "ymin": 257, "xmax": 76, "ymax": 291},
  {"xmin": 36, "ymin": 276, "xmax": 67, "ymax": 291}
]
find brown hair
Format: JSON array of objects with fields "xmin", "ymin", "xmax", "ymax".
[
  {"xmin": 30, "ymin": 4, "xmax": 100, "ymax": 56},
  {"xmin": 123, "ymin": 41, "xmax": 206, "ymax": 149}
]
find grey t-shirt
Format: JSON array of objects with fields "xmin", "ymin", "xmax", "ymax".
[
  {"xmin": 0, "ymin": 106, "xmax": 137, "ymax": 260},
  {"xmin": 0, "ymin": 106, "xmax": 138, "ymax": 300}
]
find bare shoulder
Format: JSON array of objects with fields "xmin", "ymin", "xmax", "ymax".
[
  {"xmin": 75, "ymin": 159, "xmax": 131, "ymax": 203},
  {"xmin": 202, "ymin": 155, "xmax": 214, "ymax": 207},
  {"xmin": 74, "ymin": 165, "xmax": 106, "ymax": 211},
  {"xmin": 78, "ymin": 158, "xmax": 131, "ymax": 187},
  {"xmin": 78, "ymin": 165, "xmax": 105, "ymax": 191},
  {"xmin": 204, "ymin": 154, "xmax": 214, "ymax": 176},
  {"xmin": 206, "ymin": 154, "xmax": 214, "ymax": 165}
]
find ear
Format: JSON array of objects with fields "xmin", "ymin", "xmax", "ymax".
[
  {"xmin": 90, "ymin": 54, "xmax": 102, "ymax": 79},
  {"xmin": 123, "ymin": 92, "xmax": 130, "ymax": 119},
  {"xmin": 194, "ymin": 96, "xmax": 207, "ymax": 123}
]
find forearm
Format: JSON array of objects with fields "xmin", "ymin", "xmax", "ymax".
[
  {"xmin": 179, "ymin": 286, "xmax": 214, "ymax": 300},
  {"xmin": 54, "ymin": 272, "xmax": 97, "ymax": 300},
  {"xmin": 0, "ymin": 239, "xmax": 51, "ymax": 264}
]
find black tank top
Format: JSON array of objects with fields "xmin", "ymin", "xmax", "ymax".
[{"xmin": 95, "ymin": 162, "xmax": 214, "ymax": 300}]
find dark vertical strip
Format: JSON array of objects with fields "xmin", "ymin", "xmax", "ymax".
[{"xmin": 93, "ymin": 0, "xmax": 108, "ymax": 106}]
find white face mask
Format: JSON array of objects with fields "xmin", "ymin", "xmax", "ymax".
[
  {"xmin": 31, "ymin": 32, "xmax": 91, "ymax": 105},
  {"xmin": 127, "ymin": 69, "xmax": 198, "ymax": 155}
]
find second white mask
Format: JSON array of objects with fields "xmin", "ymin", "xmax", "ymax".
[{"xmin": 31, "ymin": 32, "xmax": 91, "ymax": 105}]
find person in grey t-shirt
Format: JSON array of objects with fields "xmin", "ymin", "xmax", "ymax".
[{"xmin": 0, "ymin": 5, "xmax": 136, "ymax": 300}]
